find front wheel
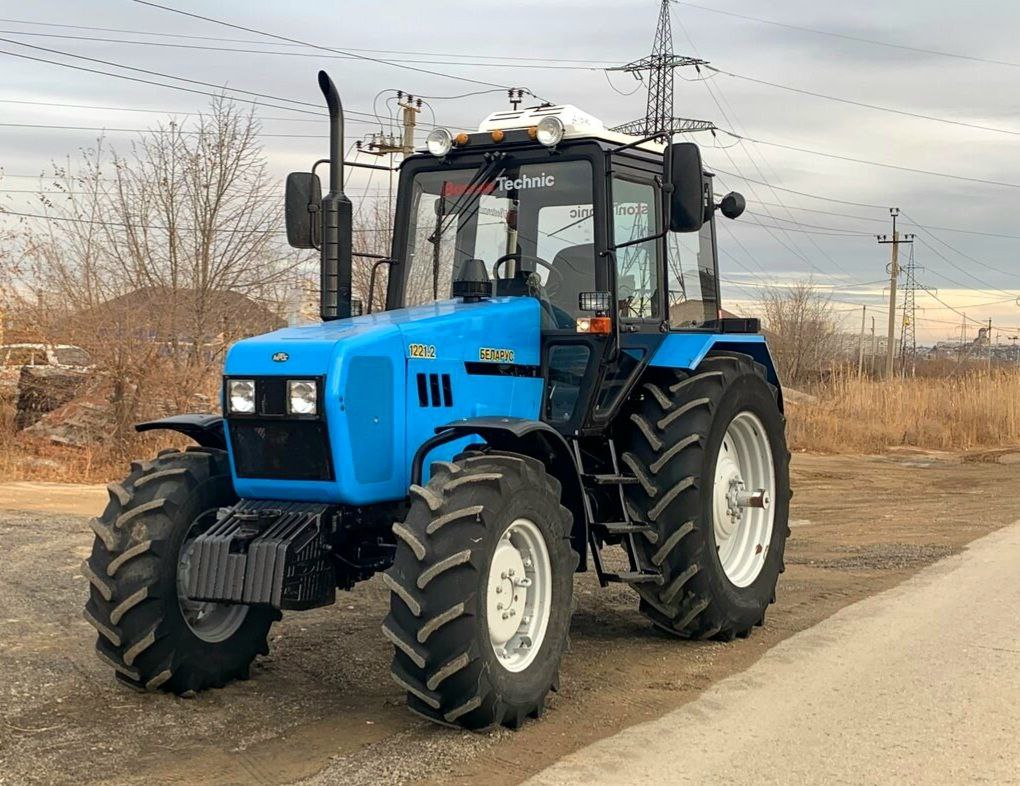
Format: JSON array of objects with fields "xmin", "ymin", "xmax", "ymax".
[
  {"xmin": 383, "ymin": 452, "xmax": 577, "ymax": 730},
  {"xmin": 83, "ymin": 448, "xmax": 278, "ymax": 693}
]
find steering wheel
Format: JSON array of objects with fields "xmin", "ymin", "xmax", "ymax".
[
  {"xmin": 492, "ymin": 253, "xmax": 564, "ymax": 298},
  {"xmin": 492, "ymin": 253, "xmax": 574, "ymax": 329}
]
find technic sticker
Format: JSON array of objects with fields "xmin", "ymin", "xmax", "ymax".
[
  {"xmin": 408, "ymin": 343, "xmax": 437, "ymax": 359},
  {"xmin": 479, "ymin": 347, "xmax": 515, "ymax": 363}
]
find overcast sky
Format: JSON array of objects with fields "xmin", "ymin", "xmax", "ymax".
[{"xmin": 1, "ymin": 0, "xmax": 1018, "ymax": 342}]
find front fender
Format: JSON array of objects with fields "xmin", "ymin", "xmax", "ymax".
[
  {"xmin": 413, "ymin": 417, "xmax": 589, "ymax": 569},
  {"xmin": 135, "ymin": 413, "xmax": 226, "ymax": 450}
]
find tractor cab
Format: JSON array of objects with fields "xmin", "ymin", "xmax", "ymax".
[{"xmin": 384, "ymin": 104, "xmax": 746, "ymax": 433}]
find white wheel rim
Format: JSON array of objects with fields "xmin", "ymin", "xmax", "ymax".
[
  {"xmin": 712, "ymin": 412, "xmax": 776, "ymax": 588},
  {"xmin": 486, "ymin": 518, "xmax": 552, "ymax": 673}
]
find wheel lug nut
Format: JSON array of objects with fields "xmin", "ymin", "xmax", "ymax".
[
  {"xmin": 500, "ymin": 571, "xmax": 507, "ymax": 580},
  {"xmin": 508, "ymin": 568, "xmax": 515, "ymax": 577},
  {"xmin": 497, "ymin": 603, "xmax": 503, "ymax": 610},
  {"xmin": 495, "ymin": 586, "xmax": 502, "ymax": 594},
  {"xmin": 502, "ymin": 612, "xmax": 509, "ymax": 620}
]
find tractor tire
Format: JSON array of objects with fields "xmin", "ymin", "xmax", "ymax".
[
  {"xmin": 83, "ymin": 447, "xmax": 278, "ymax": 694},
  {"xmin": 383, "ymin": 451, "xmax": 577, "ymax": 731},
  {"xmin": 618, "ymin": 352, "xmax": 791, "ymax": 640}
]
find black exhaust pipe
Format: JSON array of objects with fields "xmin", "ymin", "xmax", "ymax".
[{"xmin": 317, "ymin": 70, "xmax": 353, "ymax": 321}]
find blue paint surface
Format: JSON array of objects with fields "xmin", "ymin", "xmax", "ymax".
[
  {"xmin": 224, "ymin": 297, "xmax": 542, "ymax": 504},
  {"xmin": 649, "ymin": 332, "xmax": 782, "ymax": 396}
]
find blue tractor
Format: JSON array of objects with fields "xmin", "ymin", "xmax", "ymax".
[{"xmin": 84, "ymin": 72, "xmax": 789, "ymax": 730}]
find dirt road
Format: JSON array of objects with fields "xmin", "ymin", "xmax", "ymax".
[
  {"xmin": 1, "ymin": 449, "xmax": 1018, "ymax": 786},
  {"xmin": 526, "ymin": 521, "xmax": 1020, "ymax": 785}
]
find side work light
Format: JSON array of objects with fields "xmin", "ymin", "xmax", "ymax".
[
  {"xmin": 426, "ymin": 128, "xmax": 453, "ymax": 157},
  {"xmin": 536, "ymin": 116, "xmax": 565, "ymax": 147}
]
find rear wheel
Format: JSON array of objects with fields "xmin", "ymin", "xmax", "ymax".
[
  {"xmin": 619, "ymin": 353, "xmax": 791, "ymax": 639},
  {"xmin": 83, "ymin": 447, "xmax": 277, "ymax": 693},
  {"xmin": 382, "ymin": 451, "xmax": 577, "ymax": 730}
]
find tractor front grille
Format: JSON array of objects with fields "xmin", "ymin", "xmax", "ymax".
[{"xmin": 228, "ymin": 419, "xmax": 334, "ymax": 481}]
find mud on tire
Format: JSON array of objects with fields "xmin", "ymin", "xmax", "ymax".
[
  {"xmin": 83, "ymin": 447, "xmax": 277, "ymax": 694},
  {"xmin": 618, "ymin": 352, "xmax": 791, "ymax": 640},
  {"xmin": 382, "ymin": 451, "xmax": 577, "ymax": 730}
]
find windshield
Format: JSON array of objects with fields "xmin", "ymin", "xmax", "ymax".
[{"xmin": 401, "ymin": 159, "xmax": 595, "ymax": 325}]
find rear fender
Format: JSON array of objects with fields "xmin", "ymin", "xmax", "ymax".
[
  {"xmin": 135, "ymin": 413, "xmax": 226, "ymax": 450},
  {"xmin": 649, "ymin": 333, "xmax": 783, "ymax": 410},
  {"xmin": 413, "ymin": 417, "xmax": 588, "ymax": 569}
]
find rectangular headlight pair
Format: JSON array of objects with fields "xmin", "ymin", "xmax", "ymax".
[{"xmin": 226, "ymin": 379, "xmax": 318, "ymax": 415}]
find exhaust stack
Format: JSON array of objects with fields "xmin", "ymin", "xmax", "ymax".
[{"xmin": 317, "ymin": 70, "xmax": 353, "ymax": 321}]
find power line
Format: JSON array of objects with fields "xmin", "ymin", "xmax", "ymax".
[
  {"xmin": 718, "ymin": 129, "xmax": 1020, "ymax": 190},
  {"xmin": 0, "ymin": 16, "xmax": 621, "ymax": 64},
  {"xmin": 706, "ymin": 65, "xmax": 1020, "ymax": 137},
  {"xmin": 670, "ymin": 1, "xmax": 1020, "ymax": 69},
  {"xmin": 0, "ymin": 44, "xmax": 323, "ymax": 117},
  {"xmin": 0, "ymin": 28, "xmax": 608, "ymax": 71},
  {"xmin": 130, "ymin": 0, "xmax": 525, "ymax": 91}
]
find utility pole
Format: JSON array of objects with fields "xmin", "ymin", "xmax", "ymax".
[
  {"xmin": 870, "ymin": 316, "xmax": 877, "ymax": 375},
  {"xmin": 988, "ymin": 318, "xmax": 993, "ymax": 370},
  {"xmin": 359, "ymin": 92, "xmax": 421, "ymax": 157},
  {"xmin": 877, "ymin": 208, "xmax": 914, "ymax": 378},
  {"xmin": 607, "ymin": 0, "xmax": 715, "ymax": 137},
  {"xmin": 857, "ymin": 305, "xmax": 867, "ymax": 377}
]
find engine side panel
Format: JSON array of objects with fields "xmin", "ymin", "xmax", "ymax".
[{"xmin": 224, "ymin": 297, "xmax": 542, "ymax": 505}]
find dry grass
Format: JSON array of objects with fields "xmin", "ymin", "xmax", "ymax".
[
  {"xmin": 788, "ymin": 368, "xmax": 1020, "ymax": 453},
  {"xmin": 3, "ymin": 369, "xmax": 1020, "ymax": 483}
]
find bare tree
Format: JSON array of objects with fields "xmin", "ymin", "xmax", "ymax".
[
  {"xmin": 2, "ymin": 97, "xmax": 304, "ymax": 439},
  {"xmin": 758, "ymin": 281, "xmax": 840, "ymax": 386}
]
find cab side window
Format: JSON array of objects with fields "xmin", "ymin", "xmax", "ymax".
[
  {"xmin": 666, "ymin": 196, "xmax": 719, "ymax": 327},
  {"xmin": 611, "ymin": 177, "xmax": 660, "ymax": 319}
]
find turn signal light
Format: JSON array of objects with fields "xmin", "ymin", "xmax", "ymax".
[
  {"xmin": 454, "ymin": 132, "xmax": 470, "ymax": 146},
  {"xmin": 527, "ymin": 126, "xmax": 538, "ymax": 140},
  {"xmin": 577, "ymin": 316, "xmax": 612, "ymax": 335},
  {"xmin": 491, "ymin": 129, "xmax": 505, "ymax": 143}
]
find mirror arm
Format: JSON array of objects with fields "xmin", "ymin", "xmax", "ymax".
[{"xmin": 366, "ymin": 258, "xmax": 394, "ymax": 314}]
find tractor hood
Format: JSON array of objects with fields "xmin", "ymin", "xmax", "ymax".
[{"xmin": 223, "ymin": 297, "xmax": 543, "ymax": 504}]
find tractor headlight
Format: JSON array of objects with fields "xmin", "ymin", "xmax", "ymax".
[
  {"xmin": 426, "ymin": 128, "xmax": 453, "ymax": 157},
  {"xmin": 227, "ymin": 379, "xmax": 256, "ymax": 414},
  {"xmin": 287, "ymin": 380, "xmax": 318, "ymax": 415},
  {"xmin": 536, "ymin": 116, "xmax": 565, "ymax": 147}
]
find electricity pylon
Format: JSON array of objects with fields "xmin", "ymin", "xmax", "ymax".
[{"xmin": 608, "ymin": 0, "xmax": 715, "ymax": 137}]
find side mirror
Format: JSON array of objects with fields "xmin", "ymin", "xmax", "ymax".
[
  {"xmin": 666, "ymin": 142, "xmax": 705, "ymax": 233},
  {"xmin": 719, "ymin": 191, "xmax": 746, "ymax": 220},
  {"xmin": 285, "ymin": 171, "xmax": 322, "ymax": 249}
]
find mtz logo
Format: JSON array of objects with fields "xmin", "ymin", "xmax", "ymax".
[{"xmin": 272, "ymin": 352, "xmax": 289, "ymax": 363}]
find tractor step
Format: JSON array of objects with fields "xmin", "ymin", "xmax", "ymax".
[
  {"xmin": 583, "ymin": 473, "xmax": 639, "ymax": 486},
  {"xmin": 598, "ymin": 521, "xmax": 656, "ymax": 536},
  {"xmin": 607, "ymin": 570, "xmax": 664, "ymax": 585}
]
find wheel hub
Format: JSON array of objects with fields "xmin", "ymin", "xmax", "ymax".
[
  {"xmin": 176, "ymin": 509, "xmax": 248, "ymax": 643},
  {"xmin": 486, "ymin": 518, "xmax": 551, "ymax": 673}
]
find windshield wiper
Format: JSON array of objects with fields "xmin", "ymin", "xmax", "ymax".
[{"xmin": 427, "ymin": 153, "xmax": 507, "ymax": 298}]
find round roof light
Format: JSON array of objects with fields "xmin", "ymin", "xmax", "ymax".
[
  {"xmin": 426, "ymin": 127, "xmax": 453, "ymax": 157},
  {"xmin": 536, "ymin": 116, "xmax": 565, "ymax": 147}
]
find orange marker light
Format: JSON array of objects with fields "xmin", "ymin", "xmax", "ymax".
[
  {"xmin": 527, "ymin": 126, "xmax": 539, "ymax": 140},
  {"xmin": 454, "ymin": 132, "xmax": 470, "ymax": 146},
  {"xmin": 577, "ymin": 317, "xmax": 612, "ymax": 335},
  {"xmin": 491, "ymin": 129, "xmax": 505, "ymax": 143}
]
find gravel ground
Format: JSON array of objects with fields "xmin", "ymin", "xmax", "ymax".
[{"xmin": 1, "ymin": 450, "xmax": 1018, "ymax": 786}]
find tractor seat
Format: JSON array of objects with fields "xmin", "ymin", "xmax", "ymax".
[{"xmin": 545, "ymin": 243, "xmax": 597, "ymax": 329}]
